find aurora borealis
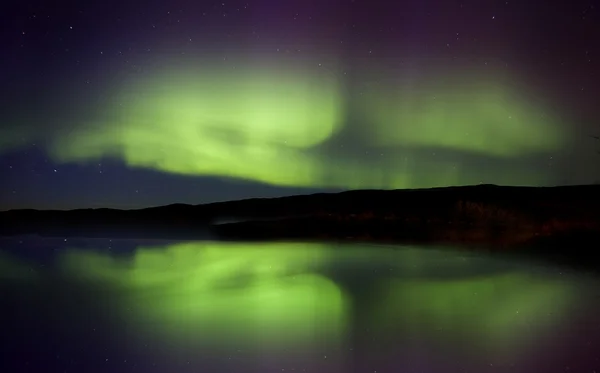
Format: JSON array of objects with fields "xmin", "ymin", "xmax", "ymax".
[
  {"xmin": 43, "ymin": 63, "xmax": 563, "ymax": 189},
  {"xmin": 0, "ymin": 0, "xmax": 598, "ymax": 209}
]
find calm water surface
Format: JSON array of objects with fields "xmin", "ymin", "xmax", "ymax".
[{"xmin": 1, "ymin": 237, "xmax": 599, "ymax": 373}]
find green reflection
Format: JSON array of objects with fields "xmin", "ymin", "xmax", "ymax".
[
  {"xmin": 58, "ymin": 241, "xmax": 349, "ymax": 350},
  {"xmin": 1, "ymin": 241, "xmax": 580, "ymax": 360},
  {"xmin": 368, "ymin": 248, "xmax": 571, "ymax": 355}
]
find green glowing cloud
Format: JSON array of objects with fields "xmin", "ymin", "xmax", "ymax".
[
  {"xmin": 49, "ymin": 64, "xmax": 344, "ymax": 186},
  {"xmin": 363, "ymin": 72, "xmax": 565, "ymax": 157},
  {"xmin": 0, "ymin": 60, "xmax": 564, "ymax": 189},
  {"xmin": 58, "ymin": 241, "xmax": 349, "ymax": 351}
]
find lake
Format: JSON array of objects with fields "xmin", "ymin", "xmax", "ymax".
[{"xmin": 1, "ymin": 237, "xmax": 599, "ymax": 373}]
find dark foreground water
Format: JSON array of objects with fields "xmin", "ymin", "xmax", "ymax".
[{"xmin": 1, "ymin": 237, "xmax": 599, "ymax": 373}]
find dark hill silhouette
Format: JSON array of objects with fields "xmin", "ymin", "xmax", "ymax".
[{"xmin": 2, "ymin": 184, "xmax": 600, "ymax": 249}]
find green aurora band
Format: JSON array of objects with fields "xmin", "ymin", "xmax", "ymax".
[
  {"xmin": 51, "ymin": 64, "xmax": 345, "ymax": 187},
  {"xmin": 363, "ymin": 71, "xmax": 564, "ymax": 157},
  {"xmin": 0, "ymin": 60, "xmax": 566, "ymax": 189}
]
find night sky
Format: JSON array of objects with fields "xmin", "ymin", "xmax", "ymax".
[{"xmin": 1, "ymin": 0, "xmax": 598, "ymax": 210}]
